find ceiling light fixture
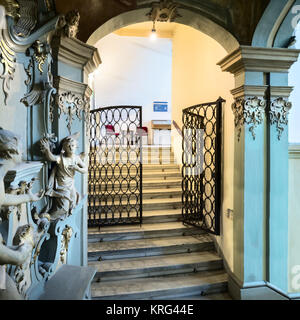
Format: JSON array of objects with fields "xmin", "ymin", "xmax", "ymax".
[{"xmin": 150, "ymin": 20, "xmax": 157, "ymax": 41}]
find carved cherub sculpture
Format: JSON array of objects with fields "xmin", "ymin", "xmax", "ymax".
[
  {"xmin": 0, "ymin": 128, "xmax": 44, "ymax": 297},
  {"xmin": 55, "ymin": 9, "xmax": 80, "ymax": 38},
  {"xmin": 40, "ymin": 132, "xmax": 87, "ymax": 221}
]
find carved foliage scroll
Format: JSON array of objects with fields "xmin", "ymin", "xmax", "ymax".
[
  {"xmin": 232, "ymin": 96, "xmax": 266, "ymax": 141},
  {"xmin": 56, "ymin": 92, "xmax": 84, "ymax": 134},
  {"xmin": 12, "ymin": 0, "xmax": 38, "ymax": 38},
  {"xmin": 269, "ymin": 97, "xmax": 292, "ymax": 140},
  {"xmin": 0, "ymin": 37, "xmax": 16, "ymax": 105}
]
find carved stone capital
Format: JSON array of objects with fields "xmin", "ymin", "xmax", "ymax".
[
  {"xmin": 232, "ymin": 96, "xmax": 266, "ymax": 141},
  {"xmin": 269, "ymin": 97, "xmax": 292, "ymax": 140},
  {"xmin": 218, "ymin": 46, "xmax": 300, "ymax": 75}
]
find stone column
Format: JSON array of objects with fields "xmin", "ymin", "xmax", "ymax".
[{"xmin": 218, "ymin": 46, "xmax": 300, "ymax": 299}]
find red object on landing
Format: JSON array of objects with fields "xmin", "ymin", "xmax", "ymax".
[
  {"xmin": 105, "ymin": 125, "xmax": 119, "ymax": 136},
  {"xmin": 137, "ymin": 127, "xmax": 148, "ymax": 136}
]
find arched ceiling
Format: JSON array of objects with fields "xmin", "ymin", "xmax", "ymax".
[{"xmin": 54, "ymin": 0, "xmax": 270, "ymax": 45}]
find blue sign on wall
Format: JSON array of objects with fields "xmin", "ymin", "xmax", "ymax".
[{"xmin": 153, "ymin": 101, "xmax": 168, "ymax": 112}]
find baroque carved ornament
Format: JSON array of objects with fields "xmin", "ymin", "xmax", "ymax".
[
  {"xmin": 60, "ymin": 225, "xmax": 73, "ymax": 264},
  {"xmin": 55, "ymin": 10, "xmax": 80, "ymax": 39},
  {"xmin": 147, "ymin": 0, "xmax": 181, "ymax": 22},
  {"xmin": 269, "ymin": 97, "xmax": 292, "ymax": 140},
  {"xmin": 56, "ymin": 92, "xmax": 86, "ymax": 134},
  {"xmin": 0, "ymin": 38, "xmax": 16, "ymax": 105},
  {"xmin": 232, "ymin": 96, "xmax": 266, "ymax": 141}
]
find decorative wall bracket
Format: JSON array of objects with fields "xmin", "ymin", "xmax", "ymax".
[
  {"xmin": 147, "ymin": 0, "xmax": 181, "ymax": 22},
  {"xmin": 269, "ymin": 97, "xmax": 292, "ymax": 140},
  {"xmin": 232, "ymin": 96, "xmax": 266, "ymax": 141}
]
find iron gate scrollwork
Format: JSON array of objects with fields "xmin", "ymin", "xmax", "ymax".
[
  {"xmin": 88, "ymin": 106, "xmax": 143, "ymax": 227},
  {"xmin": 182, "ymin": 97, "xmax": 224, "ymax": 235}
]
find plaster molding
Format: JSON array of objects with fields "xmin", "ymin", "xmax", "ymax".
[
  {"xmin": 218, "ymin": 46, "xmax": 300, "ymax": 75},
  {"xmin": 269, "ymin": 97, "xmax": 292, "ymax": 140},
  {"xmin": 4, "ymin": 162, "xmax": 44, "ymax": 190},
  {"xmin": 53, "ymin": 76, "xmax": 92, "ymax": 97},
  {"xmin": 270, "ymin": 86, "xmax": 294, "ymax": 98},
  {"xmin": 232, "ymin": 96, "xmax": 266, "ymax": 141},
  {"xmin": 231, "ymin": 85, "xmax": 268, "ymax": 100},
  {"xmin": 51, "ymin": 35, "xmax": 101, "ymax": 74}
]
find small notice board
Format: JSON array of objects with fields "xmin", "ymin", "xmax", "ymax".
[{"xmin": 153, "ymin": 101, "xmax": 168, "ymax": 112}]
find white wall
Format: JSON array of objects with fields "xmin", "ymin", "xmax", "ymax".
[
  {"xmin": 289, "ymin": 26, "xmax": 300, "ymax": 143},
  {"xmin": 93, "ymin": 33, "xmax": 172, "ymax": 127},
  {"xmin": 171, "ymin": 24, "xmax": 235, "ymax": 271}
]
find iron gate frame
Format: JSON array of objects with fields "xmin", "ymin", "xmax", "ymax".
[
  {"xmin": 88, "ymin": 105, "xmax": 143, "ymax": 228},
  {"xmin": 182, "ymin": 97, "xmax": 224, "ymax": 235}
]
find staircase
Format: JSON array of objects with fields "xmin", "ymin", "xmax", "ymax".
[{"xmin": 88, "ymin": 146, "xmax": 230, "ymax": 300}]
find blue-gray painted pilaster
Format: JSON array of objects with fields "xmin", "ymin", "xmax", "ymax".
[
  {"xmin": 231, "ymin": 88, "xmax": 267, "ymax": 285},
  {"xmin": 218, "ymin": 47, "xmax": 269, "ymax": 286},
  {"xmin": 218, "ymin": 46, "xmax": 300, "ymax": 297},
  {"xmin": 267, "ymin": 78, "xmax": 294, "ymax": 291}
]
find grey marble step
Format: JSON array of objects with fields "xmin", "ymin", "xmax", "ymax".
[
  {"xmin": 143, "ymin": 171, "xmax": 181, "ymax": 179},
  {"xmin": 142, "ymin": 164, "xmax": 180, "ymax": 171},
  {"xmin": 90, "ymin": 153, "xmax": 175, "ymax": 161},
  {"xmin": 89, "ymin": 208, "xmax": 182, "ymax": 225},
  {"xmin": 88, "ymin": 233, "xmax": 213, "ymax": 261},
  {"xmin": 89, "ymin": 251, "xmax": 223, "ymax": 282},
  {"xmin": 91, "ymin": 269, "xmax": 228, "ymax": 300},
  {"xmin": 88, "ymin": 170, "xmax": 181, "ymax": 182},
  {"xmin": 88, "ymin": 221, "xmax": 202, "ymax": 243},
  {"xmin": 89, "ymin": 197, "xmax": 182, "ymax": 211},
  {"xmin": 89, "ymin": 178, "xmax": 182, "ymax": 191},
  {"xmin": 89, "ymin": 188, "xmax": 182, "ymax": 200}
]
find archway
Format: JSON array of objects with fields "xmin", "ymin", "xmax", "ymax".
[
  {"xmin": 86, "ymin": 4, "xmax": 237, "ymax": 281},
  {"xmin": 86, "ymin": 7, "xmax": 239, "ymax": 53}
]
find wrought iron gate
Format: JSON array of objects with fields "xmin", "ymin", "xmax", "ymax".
[
  {"xmin": 88, "ymin": 106, "xmax": 143, "ymax": 227},
  {"xmin": 182, "ymin": 98, "xmax": 224, "ymax": 235}
]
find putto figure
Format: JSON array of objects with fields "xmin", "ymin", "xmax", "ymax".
[
  {"xmin": 0, "ymin": 128, "xmax": 43, "ymax": 298},
  {"xmin": 40, "ymin": 132, "xmax": 87, "ymax": 221}
]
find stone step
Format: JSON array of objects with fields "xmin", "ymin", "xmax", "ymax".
[
  {"xmin": 89, "ymin": 251, "xmax": 223, "ymax": 282},
  {"xmin": 143, "ymin": 171, "xmax": 181, "ymax": 179},
  {"xmin": 89, "ymin": 178, "xmax": 182, "ymax": 191},
  {"xmin": 89, "ymin": 188, "xmax": 182, "ymax": 200},
  {"xmin": 88, "ymin": 170, "xmax": 181, "ymax": 181},
  {"xmin": 142, "ymin": 164, "xmax": 180, "ymax": 171},
  {"xmin": 88, "ymin": 233, "xmax": 213, "ymax": 261},
  {"xmin": 88, "ymin": 221, "xmax": 201, "ymax": 243},
  {"xmin": 88, "ymin": 209, "xmax": 182, "ymax": 226},
  {"xmin": 142, "ymin": 209, "xmax": 182, "ymax": 223},
  {"xmin": 88, "ymin": 197, "xmax": 182, "ymax": 211},
  {"xmin": 91, "ymin": 269, "xmax": 228, "ymax": 300},
  {"xmin": 143, "ymin": 178, "xmax": 182, "ymax": 189},
  {"xmin": 89, "ymin": 163, "xmax": 180, "ymax": 171}
]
